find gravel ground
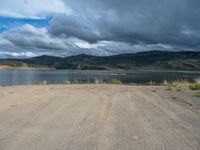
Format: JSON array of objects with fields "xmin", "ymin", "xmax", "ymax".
[{"xmin": 0, "ymin": 85, "xmax": 199, "ymax": 150}]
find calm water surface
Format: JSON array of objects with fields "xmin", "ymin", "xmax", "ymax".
[{"xmin": 0, "ymin": 70, "xmax": 200, "ymax": 86}]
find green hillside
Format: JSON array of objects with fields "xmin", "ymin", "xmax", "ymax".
[{"xmin": 0, "ymin": 51, "xmax": 200, "ymax": 71}]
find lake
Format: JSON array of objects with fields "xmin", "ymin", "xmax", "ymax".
[{"xmin": 0, "ymin": 70, "xmax": 200, "ymax": 86}]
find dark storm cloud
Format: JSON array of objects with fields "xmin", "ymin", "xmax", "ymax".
[
  {"xmin": 49, "ymin": 14, "xmax": 100, "ymax": 43},
  {"xmin": 2, "ymin": 24, "xmax": 72, "ymax": 50},
  {"xmin": 57, "ymin": 0, "xmax": 200, "ymax": 49},
  {"xmin": 1, "ymin": 0, "xmax": 200, "ymax": 58}
]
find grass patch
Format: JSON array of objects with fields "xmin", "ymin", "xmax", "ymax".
[
  {"xmin": 175, "ymin": 85, "xmax": 183, "ymax": 92},
  {"xmin": 38, "ymin": 80, "xmax": 48, "ymax": 85},
  {"xmin": 166, "ymin": 85, "xmax": 174, "ymax": 91},
  {"xmin": 189, "ymin": 84, "xmax": 200, "ymax": 90},
  {"xmin": 61, "ymin": 79, "xmax": 123, "ymax": 84},
  {"xmin": 110, "ymin": 79, "xmax": 123, "ymax": 84},
  {"xmin": 165, "ymin": 80, "xmax": 200, "ymax": 92},
  {"xmin": 148, "ymin": 80, "xmax": 156, "ymax": 85},
  {"xmin": 95, "ymin": 79, "xmax": 104, "ymax": 84},
  {"xmin": 194, "ymin": 91, "xmax": 200, "ymax": 97},
  {"xmin": 165, "ymin": 81, "xmax": 187, "ymax": 92},
  {"xmin": 165, "ymin": 85, "xmax": 183, "ymax": 92},
  {"xmin": 64, "ymin": 79, "xmax": 71, "ymax": 84}
]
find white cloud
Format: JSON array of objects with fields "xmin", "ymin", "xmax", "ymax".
[
  {"xmin": 74, "ymin": 39, "xmax": 94, "ymax": 49},
  {"xmin": 2, "ymin": 24, "xmax": 74, "ymax": 50},
  {"xmin": 0, "ymin": 37, "xmax": 13, "ymax": 46},
  {"xmin": 0, "ymin": 51, "xmax": 37, "ymax": 58},
  {"xmin": 73, "ymin": 39, "xmax": 177, "ymax": 56},
  {"xmin": 0, "ymin": 23, "xmax": 196, "ymax": 58},
  {"xmin": 0, "ymin": 0, "xmax": 71, "ymax": 19}
]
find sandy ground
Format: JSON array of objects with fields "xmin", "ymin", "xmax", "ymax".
[
  {"xmin": 0, "ymin": 65, "xmax": 49, "ymax": 70},
  {"xmin": 0, "ymin": 85, "xmax": 199, "ymax": 150}
]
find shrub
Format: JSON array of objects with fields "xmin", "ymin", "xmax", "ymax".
[
  {"xmin": 95, "ymin": 79, "xmax": 103, "ymax": 84},
  {"xmin": 165, "ymin": 83, "xmax": 184, "ymax": 92},
  {"xmin": 189, "ymin": 84, "xmax": 200, "ymax": 90},
  {"xmin": 110, "ymin": 79, "xmax": 123, "ymax": 84},
  {"xmin": 64, "ymin": 80, "xmax": 71, "ymax": 84}
]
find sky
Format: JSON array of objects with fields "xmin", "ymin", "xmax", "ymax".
[{"xmin": 0, "ymin": 0, "xmax": 200, "ymax": 58}]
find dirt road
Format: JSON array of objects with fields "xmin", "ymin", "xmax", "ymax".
[{"xmin": 0, "ymin": 85, "xmax": 199, "ymax": 150}]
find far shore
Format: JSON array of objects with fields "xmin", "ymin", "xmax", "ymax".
[
  {"xmin": 0, "ymin": 66, "xmax": 200, "ymax": 73},
  {"xmin": 0, "ymin": 65, "xmax": 53, "ymax": 70}
]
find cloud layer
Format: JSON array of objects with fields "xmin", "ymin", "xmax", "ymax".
[
  {"xmin": 0, "ymin": 0, "xmax": 200, "ymax": 58},
  {"xmin": 0, "ymin": 0, "xmax": 70, "ymax": 19}
]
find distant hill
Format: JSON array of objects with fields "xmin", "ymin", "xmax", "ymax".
[{"xmin": 0, "ymin": 51, "xmax": 200, "ymax": 71}]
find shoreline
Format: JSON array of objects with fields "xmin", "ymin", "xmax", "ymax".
[
  {"xmin": 0, "ymin": 67, "xmax": 200, "ymax": 73},
  {"xmin": 0, "ymin": 66, "xmax": 52, "ymax": 70}
]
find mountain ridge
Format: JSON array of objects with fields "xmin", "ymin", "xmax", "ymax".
[{"xmin": 0, "ymin": 51, "xmax": 200, "ymax": 71}]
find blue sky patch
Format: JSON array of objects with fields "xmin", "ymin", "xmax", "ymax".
[{"xmin": 0, "ymin": 16, "xmax": 52, "ymax": 32}]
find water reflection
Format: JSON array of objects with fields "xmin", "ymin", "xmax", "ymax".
[{"xmin": 0, "ymin": 70, "xmax": 200, "ymax": 86}]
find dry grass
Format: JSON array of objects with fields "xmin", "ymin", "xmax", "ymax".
[
  {"xmin": 165, "ymin": 79, "xmax": 190, "ymax": 92},
  {"xmin": 110, "ymin": 79, "xmax": 123, "ymax": 84},
  {"xmin": 95, "ymin": 79, "xmax": 104, "ymax": 84},
  {"xmin": 64, "ymin": 80, "xmax": 71, "ymax": 84}
]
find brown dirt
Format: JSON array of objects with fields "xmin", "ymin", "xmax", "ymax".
[{"xmin": 0, "ymin": 85, "xmax": 199, "ymax": 150}]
